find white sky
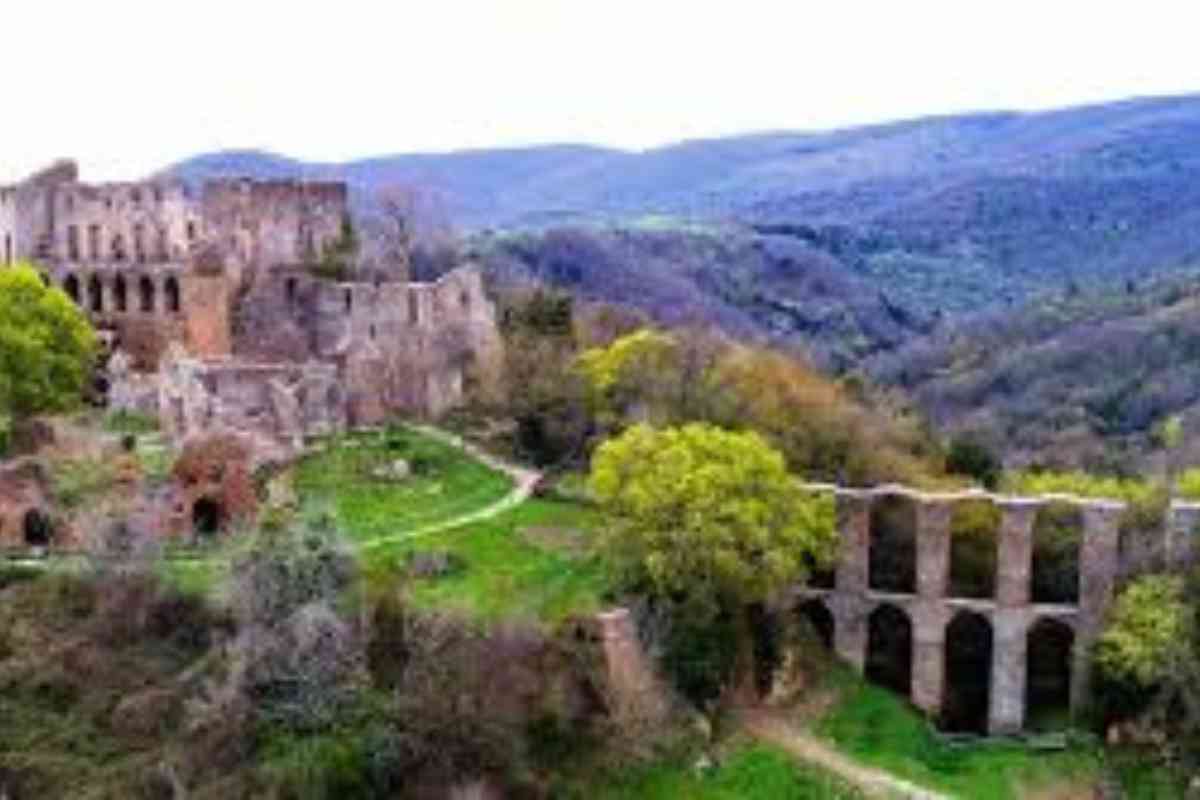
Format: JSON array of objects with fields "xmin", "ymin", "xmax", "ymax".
[{"xmin": 5, "ymin": 0, "xmax": 1200, "ymax": 182}]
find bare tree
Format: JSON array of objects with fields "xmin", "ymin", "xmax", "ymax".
[{"xmin": 361, "ymin": 183, "xmax": 461, "ymax": 282}]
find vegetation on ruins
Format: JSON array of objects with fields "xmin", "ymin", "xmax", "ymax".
[
  {"xmin": 590, "ymin": 423, "xmax": 837, "ymax": 702},
  {"xmin": 490, "ymin": 286, "xmax": 947, "ymax": 486},
  {"xmin": 0, "ymin": 263, "xmax": 97, "ymax": 422}
]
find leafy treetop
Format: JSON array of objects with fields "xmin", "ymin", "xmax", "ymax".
[
  {"xmin": 589, "ymin": 422, "xmax": 837, "ymax": 611},
  {"xmin": 0, "ymin": 263, "xmax": 97, "ymax": 420}
]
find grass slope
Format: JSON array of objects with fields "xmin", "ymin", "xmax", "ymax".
[
  {"xmin": 292, "ymin": 427, "xmax": 514, "ymax": 544},
  {"xmin": 556, "ymin": 743, "xmax": 867, "ymax": 799},
  {"xmin": 366, "ymin": 498, "xmax": 609, "ymax": 623},
  {"xmin": 817, "ymin": 675, "xmax": 1099, "ymax": 800}
]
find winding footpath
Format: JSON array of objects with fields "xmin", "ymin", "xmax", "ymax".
[
  {"xmin": 359, "ymin": 424, "xmax": 542, "ymax": 551},
  {"xmin": 741, "ymin": 709, "xmax": 953, "ymax": 800}
]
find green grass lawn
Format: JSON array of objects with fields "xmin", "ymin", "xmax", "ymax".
[
  {"xmin": 816, "ymin": 672, "xmax": 1102, "ymax": 800},
  {"xmin": 555, "ymin": 743, "xmax": 866, "ymax": 799},
  {"xmin": 292, "ymin": 427, "xmax": 514, "ymax": 544},
  {"xmin": 365, "ymin": 498, "xmax": 610, "ymax": 623}
]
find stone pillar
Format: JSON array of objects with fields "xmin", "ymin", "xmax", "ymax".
[
  {"xmin": 989, "ymin": 607, "xmax": 1029, "ymax": 734},
  {"xmin": 995, "ymin": 500, "xmax": 1039, "ymax": 607},
  {"xmin": 835, "ymin": 492, "xmax": 871, "ymax": 594},
  {"xmin": 1073, "ymin": 501, "xmax": 1123, "ymax": 716},
  {"xmin": 911, "ymin": 602, "xmax": 948, "ymax": 717},
  {"xmin": 182, "ymin": 274, "xmax": 233, "ymax": 358},
  {"xmin": 1167, "ymin": 502, "xmax": 1200, "ymax": 569},
  {"xmin": 596, "ymin": 608, "xmax": 672, "ymax": 727},
  {"xmin": 916, "ymin": 499, "xmax": 952, "ymax": 600},
  {"xmin": 830, "ymin": 593, "xmax": 868, "ymax": 672}
]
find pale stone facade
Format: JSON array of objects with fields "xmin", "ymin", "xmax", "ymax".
[{"xmin": 1, "ymin": 160, "xmax": 502, "ymax": 453}]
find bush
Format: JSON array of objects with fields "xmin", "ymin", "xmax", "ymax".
[{"xmin": 945, "ymin": 435, "xmax": 1001, "ymax": 489}]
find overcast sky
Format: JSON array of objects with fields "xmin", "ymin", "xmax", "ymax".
[{"xmin": 5, "ymin": 0, "xmax": 1200, "ymax": 182}]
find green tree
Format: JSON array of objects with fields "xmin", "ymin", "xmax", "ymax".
[
  {"xmin": 0, "ymin": 263, "xmax": 97, "ymax": 421},
  {"xmin": 589, "ymin": 423, "xmax": 837, "ymax": 701},
  {"xmin": 1097, "ymin": 575, "xmax": 1189, "ymax": 688}
]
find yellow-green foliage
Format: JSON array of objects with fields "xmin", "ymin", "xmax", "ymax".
[
  {"xmin": 1002, "ymin": 470, "xmax": 1157, "ymax": 504},
  {"xmin": 1176, "ymin": 468, "xmax": 1200, "ymax": 501},
  {"xmin": 589, "ymin": 422, "xmax": 837, "ymax": 604},
  {"xmin": 1097, "ymin": 575, "xmax": 1188, "ymax": 686},
  {"xmin": 577, "ymin": 329, "xmax": 676, "ymax": 394},
  {"xmin": 0, "ymin": 263, "xmax": 97, "ymax": 418},
  {"xmin": 578, "ymin": 328, "xmax": 946, "ymax": 487}
]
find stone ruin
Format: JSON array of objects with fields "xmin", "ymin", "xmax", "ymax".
[
  {"xmin": 0, "ymin": 160, "xmax": 502, "ymax": 460},
  {"xmin": 791, "ymin": 483, "xmax": 1200, "ymax": 735}
]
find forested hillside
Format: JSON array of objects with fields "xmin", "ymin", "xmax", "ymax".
[
  {"xmin": 866, "ymin": 273, "xmax": 1200, "ymax": 471},
  {"xmin": 170, "ymin": 94, "xmax": 1200, "ymax": 316}
]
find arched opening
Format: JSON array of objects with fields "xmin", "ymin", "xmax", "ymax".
[
  {"xmin": 942, "ymin": 611, "xmax": 993, "ymax": 733},
  {"xmin": 866, "ymin": 603, "xmax": 912, "ymax": 697},
  {"xmin": 869, "ymin": 494, "xmax": 917, "ymax": 593},
  {"xmin": 285, "ymin": 277, "xmax": 297, "ymax": 305},
  {"xmin": 192, "ymin": 497, "xmax": 222, "ymax": 538},
  {"xmin": 112, "ymin": 233, "xmax": 126, "ymax": 262},
  {"xmin": 804, "ymin": 550, "xmax": 836, "ymax": 590},
  {"xmin": 113, "ymin": 274, "xmax": 128, "ymax": 312},
  {"xmin": 139, "ymin": 276, "xmax": 155, "ymax": 313},
  {"xmin": 949, "ymin": 500, "xmax": 999, "ymax": 598},
  {"xmin": 64, "ymin": 274, "xmax": 80, "ymax": 304},
  {"xmin": 1026, "ymin": 618, "xmax": 1074, "ymax": 730},
  {"xmin": 164, "ymin": 276, "xmax": 181, "ymax": 313},
  {"xmin": 23, "ymin": 508, "xmax": 52, "ymax": 547},
  {"xmin": 1031, "ymin": 502, "xmax": 1081, "ymax": 604},
  {"xmin": 796, "ymin": 598, "xmax": 835, "ymax": 650},
  {"xmin": 344, "ymin": 288, "xmax": 353, "ymax": 313},
  {"xmin": 87, "ymin": 273, "xmax": 103, "ymax": 312}
]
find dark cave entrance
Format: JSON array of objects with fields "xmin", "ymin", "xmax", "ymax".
[
  {"xmin": 192, "ymin": 497, "xmax": 222, "ymax": 538},
  {"xmin": 22, "ymin": 509, "xmax": 52, "ymax": 547}
]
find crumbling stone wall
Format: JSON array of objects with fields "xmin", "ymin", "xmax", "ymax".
[
  {"xmin": 233, "ymin": 264, "xmax": 500, "ymax": 418},
  {"xmin": 797, "ymin": 484, "xmax": 1146, "ymax": 734},
  {"xmin": 0, "ymin": 162, "xmax": 350, "ymax": 370},
  {"xmin": 155, "ymin": 346, "xmax": 345, "ymax": 464},
  {"xmin": 200, "ymin": 178, "xmax": 347, "ymax": 279}
]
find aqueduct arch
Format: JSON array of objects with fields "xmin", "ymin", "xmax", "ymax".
[{"xmin": 792, "ymin": 484, "xmax": 1163, "ymax": 734}]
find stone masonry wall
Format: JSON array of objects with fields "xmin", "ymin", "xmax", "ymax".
[{"xmin": 797, "ymin": 483, "xmax": 1184, "ymax": 734}]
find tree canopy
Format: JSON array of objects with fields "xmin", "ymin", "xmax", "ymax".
[
  {"xmin": 589, "ymin": 422, "xmax": 836, "ymax": 610},
  {"xmin": 0, "ymin": 264, "xmax": 97, "ymax": 420}
]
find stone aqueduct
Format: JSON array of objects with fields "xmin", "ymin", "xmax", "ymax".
[{"xmin": 790, "ymin": 484, "xmax": 1200, "ymax": 735}]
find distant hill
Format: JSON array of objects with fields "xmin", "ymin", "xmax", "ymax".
[
  {"xmin": 168, "ymin": 94, "xmax": 1200, "ymax": 321},
  {"xmin": 865, "ymin": 272, "xmax": 1200, "ymax": 472}
]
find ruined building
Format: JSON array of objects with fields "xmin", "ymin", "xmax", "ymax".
[{"xmin": 1, "ymin": 160, "xmax": 501, "ymax": 456}]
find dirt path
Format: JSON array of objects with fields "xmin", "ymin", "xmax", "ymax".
[
  {"xmin": 741, "ymin": 708, "xmax": 953, "ymax": 800},
  {"xmin": 360, "ymin": 425, "xmax": 541, "ymax": 551}
]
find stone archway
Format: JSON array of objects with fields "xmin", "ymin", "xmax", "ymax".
[
  {"xmin": 1031, "ymin": 502, "xmax": 1082, "ymax": 604},
  {"xmin": 797, "ymin": 598, "xmax": 835, "ymax": 650},
  {"xmin": 22, "ymin": 508, "xmax": 52, "ymax": 547},
  {"xmin": 87, "ymin": 273, "xmax": 104, "ymax": 313},
  {"xmin": 1026, "ymin": 617, "xmax": 1074, "ymax": 730},
  {"xmin": 866, "ymin": 603, "xmax": 912, "ymax": 697},
  {"xmin": 63, "ymin": 274, "xmax": 80, "ymax": 304},
  {"xmin": 942, "ymin": 610, "xmax": 993, "ymax": 733},
  {"xmin": 869, "ymin": 494, "xmax": 917, "ymax": 594},
  {"xmin": 192, "ymin": 497, "xmax": 222, "ymax": 538},
  {"xmin": 164, "ymin": 276, "xmax": 181, "ymax": 313},
  {"xmin": 139, "ymin": 275, "xmax": 156, "ymax": 313},
  {"xmin": 949, "ymin": 500, "xmax": 999, "ymax": 599},
  {"xmin": 113, "ymin": 273, "xmax": 128, "ymax": 313}
]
